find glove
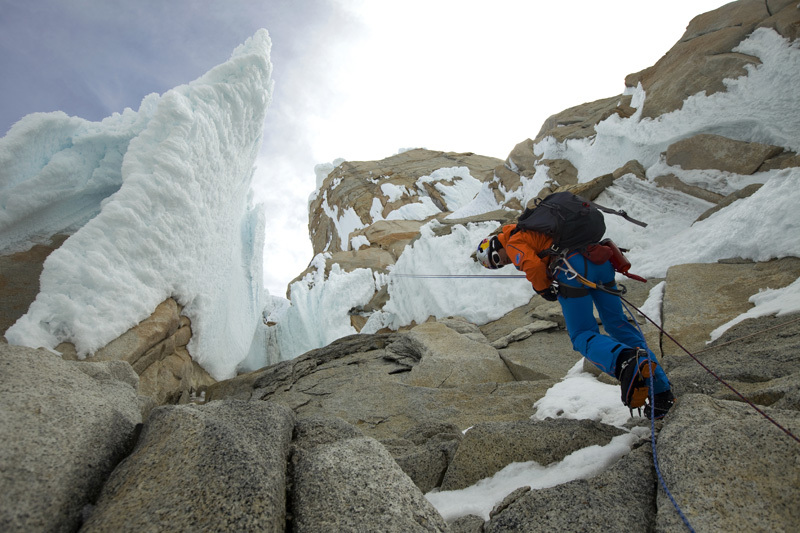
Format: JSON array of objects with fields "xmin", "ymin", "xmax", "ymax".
[{"xmin": 537, "ymin": 286, "xmax": 558, "ymax": 302}]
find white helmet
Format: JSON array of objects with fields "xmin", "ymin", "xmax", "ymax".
[{"xmin": 476, "ymin": 236, "xmax": 502, "ymax": 269}]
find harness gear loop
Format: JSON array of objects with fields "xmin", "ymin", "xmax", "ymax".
[{"xmin": 557, "ymin": 280, "xmax": 621, "ymax": 298}]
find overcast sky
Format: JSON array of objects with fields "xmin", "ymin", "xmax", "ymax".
[{"xmin": 0, "ymin": 0, "xmax": 731, "ymax": 296}]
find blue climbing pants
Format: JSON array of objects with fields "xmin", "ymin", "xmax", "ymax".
[{"xmin": 555, "ymin": 253, "xmax": 671, "ymax": 394}]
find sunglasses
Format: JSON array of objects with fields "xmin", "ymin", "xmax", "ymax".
[{"xmin": 491, "ymin": 248, "xmax": 502, "ymax": 268}]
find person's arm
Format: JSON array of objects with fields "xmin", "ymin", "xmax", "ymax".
[{"xmin": 504, "ymin": 232, "xmax": 553, "ymax": 293}]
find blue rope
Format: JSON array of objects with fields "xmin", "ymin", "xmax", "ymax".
[
  {"xmin": 621, "ymin": 300, "xmax": 696, "ymax": 533},
  {"xmin": 646, "ymin": 356, "xmax": 696, "ymax": 533}
]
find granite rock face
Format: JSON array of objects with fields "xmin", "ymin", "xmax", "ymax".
[
  {"xmin": 654, "ymin": 394, "xmax": 800, "ymax": 533},
  {"xmin": 291, "ymin": 429, "xmax": 449, "ymax": 532},
  {"xmin": 307, "ymin": 149, "xmax": 502, "ymax": 258},
  {"xmin": 82, "ymin": 400, "xmax": 295, "ymax": 532},
  {"xmin": 0, "ymin": 344, "xmax": 142, "ymax": 533},
  {"xmin": 626, "ymin": 0, "xmax": 800, "ymax": 119}
]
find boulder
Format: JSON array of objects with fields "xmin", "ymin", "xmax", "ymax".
[
  {"xmin": 533, "ymin": 95, "xmax": 629, "ymax": 144},
  {"xmin": 655, "ymin": 394, "xmax": 800, "ymax": 533},
  {"xmin": 434, "ymin": 209, "xmax": 519, "ymax": 239},
  {"xmin": 354, "ymin": 219, "xmax": 427, "ymax": 257},
  {"xmin": 206, "ymin": 333, "xmax": 403, "ymax": 403},
  {"xmin": 758, "ymin": 150, "xmax": 800, "ymax": 171},
  {"xmin": 554, "ymin": 159, "xmax": 644, "ymax": 203},
  {"xmin": 665, "ymin": 133, "xmax": 784, "ymax": 174},
  {"xmin": 137, "ymin": 344, "xmax": 216, "ymax": 405},
  {"xmin": 449, "ymin": 514, "xmax": 486, "ymax": 533},
  {"xmin": 83, "ymin": 298, "xmax": 181, "ymax": 363},
  {"xmin": 479, "ymin": 297, "xmax": 545, "ymax": 342},
  {"xmin": 491, "ymin": 166, "xmax": 524, "ymax": 208},
  {"xmin": 497, "ymin": 328, "xmax": 578, "ymax": 382},
  {"xmin": 666, "ymin": 313, "xmax": 800, "ymax": 405},
  {"xmin": 611, "ymin": 159, "xmax": 647, "ymax": 181},
  {"xmin": 529, "ymin": 300, "xmax": 567, "ymax": 328},
  {"xmin": 0, "ymin": 344, "xmax": 142, "ymax": 533},
  {"xmin": 60, "ymin": 298, "xmax": 216, "ymax": 405},
  {"xmin": 291, "ymin": 431, "xmax": 448, "ymax": 532},
  {"xmin": 504, "ymin": 138, "xmax": 539, "ymax": 179},
  {"xmin": 490, "ymin": 319, "xmax": 559, "ymax": 349},
  {"xmin": 541, "ymin": 158, "xmax": 578, "ymax": 187},
  {"xmin": 291, "ymin": 370, "xmax": 552, "ymax": 443},
  {"xmin": 625, "ymin": 0, "xmax": 773, "ymax": 118},
  {"xmin": 654, "ymin": 174, "xmax": 726, "ymax": 204},
  {"xmin": 438, "ymin": 315, "xmax": 491, "ymax": 344},
  {"xmin": 207, "ymin": 331, "xmax": 554, "ymax": 442},
  {"xmin": 439, "ymin": 419, "xmax": 626, "ymax": 491},
  {"xmin": 323, "ymin": 247, "xmax": 397, "ymax": 274},
  {"xmin": 628, "ymin": 1, "xmax": 800, "ymax": 118},
  {"xmin": 292, "ymin": 415, "xmax": 366, "ymax": 451},
  {"xmin": 82, "ymin": 400, "xmax": 295, "ymax": 532}
]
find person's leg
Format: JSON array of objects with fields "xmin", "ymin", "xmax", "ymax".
[
  {"xmin": 584, "ymin": 261, "xmax": 672, "ymax": 394},
  {"xmin": 556, "ymin": 264, "xmax": 628, "ymax": 376},
  {"xmin": 558, "ymin": 253, "xmax": 674, "ymax": 415}
]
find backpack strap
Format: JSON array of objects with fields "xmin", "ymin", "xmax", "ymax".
[
  {"xmin": 588, "ymin": 200, "xmax": 648, "ymax": 228},
  {"xmin": 537, "ymin": 244, "xmax": 559, "ymax": 259}
]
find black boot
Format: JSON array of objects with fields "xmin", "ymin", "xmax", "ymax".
[{"xmin": 645, "ymin": 390, "xmax": 675, "ymax": 420}]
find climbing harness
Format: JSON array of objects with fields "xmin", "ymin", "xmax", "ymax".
[
  {"xmin": 549, "ymin": 252, "xmax": 628, "ymax": 297},
  {"xmin": 546, "ymin": 239, "xmax": 647, "ymax": 295}
]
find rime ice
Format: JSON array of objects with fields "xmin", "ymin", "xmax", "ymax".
[{"xmin": 2, "ymin": 30, "xmax": 274, "ymax": 381}]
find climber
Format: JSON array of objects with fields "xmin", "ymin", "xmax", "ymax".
[{"xmin": 475, "ymin": 198, "xmax": 675, "ymax": 419}]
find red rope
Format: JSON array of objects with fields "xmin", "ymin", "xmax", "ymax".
[{"xmin": 621, "ymin": 296, "xmax": 800, "ymax": 445}]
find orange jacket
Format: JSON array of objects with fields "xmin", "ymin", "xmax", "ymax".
[{"xmin": 496, "ymin": 224, "xmax": 553, "ymax": 292}]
